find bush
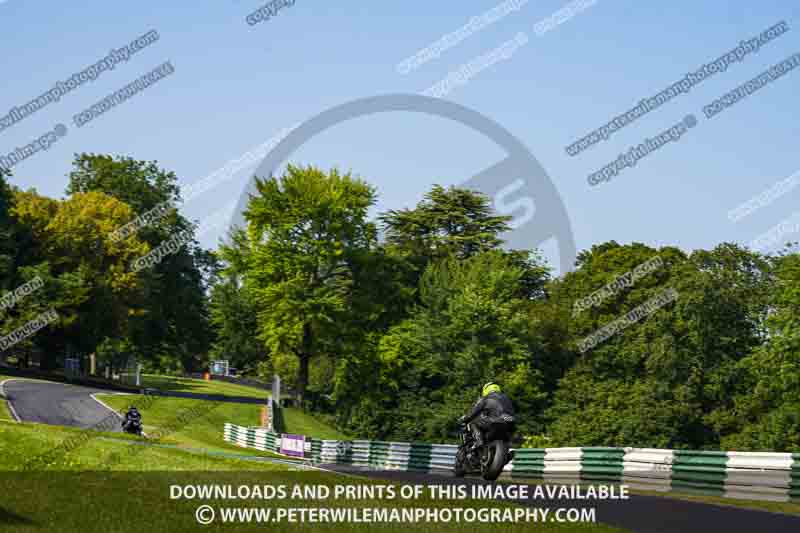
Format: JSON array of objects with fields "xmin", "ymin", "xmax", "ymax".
[{"xmin": 521, "ymin": 434, "xmax": 553, "ymax": 449}]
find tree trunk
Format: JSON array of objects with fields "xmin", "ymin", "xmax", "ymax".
[
  {"xmin": 296, "ymin": 322, "xmax": 313, "ymax": 410},
  {"xmin": 297, "ymin": 353, "xmax": 310, "ymax": 410}
]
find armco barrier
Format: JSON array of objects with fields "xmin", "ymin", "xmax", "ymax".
[{"xmin": 222, "ymin": 423, "xmax": 800, "ymax": 503}]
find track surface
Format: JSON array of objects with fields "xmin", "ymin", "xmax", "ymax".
[
  {"xmin": 2, "ymin": 379, "xmax": 121, "ymax": 431},
  {"xmin": 321, "ymin": 465, "xmax": 800, "ymax": 533}
]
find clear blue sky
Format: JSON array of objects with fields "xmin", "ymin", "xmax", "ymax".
[{"xmin": 2, "ymin": 0, "xmax": 799, "ymax": 275}]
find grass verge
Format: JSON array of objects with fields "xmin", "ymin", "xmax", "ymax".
[
  {"xmin": 0, "ymin": 470, "xmax": 629, "ymax": 532},
  {"xmin": 0, "ymin": 422, "xmax": 628, "ymax": 532},
  {"xmin": 96, "ymin": 393, "xmax": 347, "ymax": 457},
  {"xmin": 0, "ymin": 421, "xmax": 290, "ymax": 471},
  {"xmin": 279, "ymin": 406, "xmax": 349, "ymax": 440}
]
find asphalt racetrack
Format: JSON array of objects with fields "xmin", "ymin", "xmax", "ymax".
[
  {"xmin": 1, "ymin": 379, "xmax": 122, "ymax": 431},
  {"xmin": 320, "ymin": 465, "xmax": 800, "ymax": 533}
]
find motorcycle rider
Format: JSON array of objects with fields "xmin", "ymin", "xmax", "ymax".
[
  {"xmin": 458, "ymin": 382, "xmax": 515, "ymax": 452},
  {"xmin": 122, "ymin": 406, "xmax": 142, "ymax": 433}
]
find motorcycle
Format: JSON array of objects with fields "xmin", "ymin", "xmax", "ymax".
[
  {"xmin": 453, "ymin": 418, "xmax": 514, "ymax": 481},
  {"xmin": 122, "ymin": 416, "xmax": 143, "ymax": 436}
]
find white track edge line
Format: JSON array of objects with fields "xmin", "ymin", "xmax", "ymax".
[
  {"xmin": 0, "ymin": 379, "xmax": 24, "ymax": 422},
  {"xmin": 90, "ymin": 392, "xmax": 151, "ymax": 437},
  {"xmin": 89, "ymin": 393, "xmax": 125, "ymax": 419}
]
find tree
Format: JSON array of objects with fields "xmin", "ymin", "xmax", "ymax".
[
  {"xmin": 303, "ymin": 184, "xmax": 551, "ymax": 437},
  {"xmin": 544, "ymin": 242, "xmax": 772, "ymax": 449},
  {"xmin": 323, "ymin": 243, "xmax": 417, "ymax": 421},
  {"xmin": 66, "ymin": 154, "xmax": 181, "ymax": 212},
  {"xmin": 7, "ymin": 189, "xmax": 149, "ymax": 369},
  {"xmin": 356, "ymin": 251, "xmax": 550, "ymax": 441},
  {"xmin": 242, "ymin": 165, "xmax": 377, "ymax": 407},
  {"xmin": 66, "ymin": 154, "xmax": 213, "ymax": 372},
  {"xmin": 0, "ymin": 171, "xmax": 25, "ymax": 366},
  {"xmin": 208, "ymin": 258, "xmax": 263, "ymax": 373},
  {"xmin": 0, "ymin": 171, "xmax": 17, "ymax": 290},
  {"xmin": 719, "ymin": 251, "xmax": 800, "ymax": 451},
  {"xmin": 379, "ymin": 185, "xmax": 550, "ymax": 302},
  {"xmin": 381, "ymin": 184, "xmax": 511, "ymax": 267}
]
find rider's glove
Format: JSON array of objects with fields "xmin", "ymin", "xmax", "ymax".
[{"xmin": 457, "ymin": 416, "xmax": 468, "ymax": 426}]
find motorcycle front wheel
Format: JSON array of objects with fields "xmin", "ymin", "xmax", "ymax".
[{"xmin": 481, "ymin": 440, "xmax": 508, "ymax": 481}]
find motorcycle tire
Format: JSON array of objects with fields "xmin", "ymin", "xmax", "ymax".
[
  {"xmin": 453, "ymin": 448, "xmax": 467, "ymax": 477},
  {"xmin": 481, "ymin": 440, "xmax": 508, "ymax": 481}
]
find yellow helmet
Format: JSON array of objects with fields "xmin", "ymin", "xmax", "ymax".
[{"xmin": 482, "ymin": 382, "xmax": 501, "ymax": 397}]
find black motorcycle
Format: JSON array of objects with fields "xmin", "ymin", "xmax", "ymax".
[
  {"xmin": 122, "ymin": 414, "xmax": 143, "ymax": 436},
  {"xmin": 453, "ymin": 419, "xmax": 514, "ymax": 481}
]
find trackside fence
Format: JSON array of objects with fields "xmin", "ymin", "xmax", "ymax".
[{"xmin": 222, "ymin": 423, "xmax": 800, "ymax": 503}]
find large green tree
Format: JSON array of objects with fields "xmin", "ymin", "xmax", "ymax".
[
  {"xmin": 380, "ymin": 184, "xmax": 511, "ymax": 286},
  {"xmin": 380, "ymin": 184, "xmax": 548, "ymax": 299},
  {"xmin": 66, "ymin": 154, "xmax": 213, "ymax": 372},
  {"xmin": 242, "ymin": 165, "xmax": 377, "ymax": 407},
  {"xmin": 7, "ymin": 189, "xmax": 148, "ymax": 369}
]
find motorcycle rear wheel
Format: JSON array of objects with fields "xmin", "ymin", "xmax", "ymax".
[
  {"xmin": 481, "ymin": 440, "xmax": 508, "ymax": 481},
  {"xmin": 453, "ymin": 448, "xmax": 467, "ymax": 477}
]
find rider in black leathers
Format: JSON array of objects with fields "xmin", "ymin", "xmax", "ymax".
[
  {"xmin": 122, "ymin": 406, "xmax": 142, "ymax": 433},
  {"xmin": 458, "ymin": 382, "xmax": 515, "ymax": 451}
]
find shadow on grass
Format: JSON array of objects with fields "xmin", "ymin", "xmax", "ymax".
[
  {"xmin": 0, "ymin": 506, "xmax": 36, "ymax": 526},
  {"xmin": 139, "ymin": 376, "xmax": 205, "ymax": 393}
]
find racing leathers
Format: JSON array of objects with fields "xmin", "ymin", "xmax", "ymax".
[{"xmin": 458, "ymin": 392, "xmax": 516, "ymax": 451}]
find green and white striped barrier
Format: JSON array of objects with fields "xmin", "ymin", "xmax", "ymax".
[
  {"xmin": 224, "ymin": 424, "xmax": 281, "ymax": 454},
  {"xmin": 509, "ymin": 447, "xmax": 800, "ymax": 503},
  {"xmin": 223, "ymin": 423, "xmax": 323, "ymax": 460},
  {"xmin": 507, "ymin": 447, "xmax": 624, "ymax": 484},
  {"xmin": 317, "ymin": 439, "xmax": 459, "ymax": 473},
  {"xmin": 223, "ymin": 423, "xmax": 800, "ymax": 503}
]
